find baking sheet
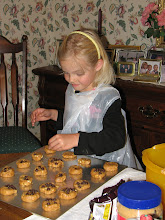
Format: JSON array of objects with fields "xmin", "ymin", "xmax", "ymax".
[{"xmin": 0, "ymin": 147, "xmax": 125, "ymax": 220}]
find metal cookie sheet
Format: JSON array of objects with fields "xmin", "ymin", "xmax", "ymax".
[{"xmin": 0, "ymin": 147, "xmax": 125, "ymax": 220}]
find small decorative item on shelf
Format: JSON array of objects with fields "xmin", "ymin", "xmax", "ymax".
[
  {"xmin": 117, "ymin": 62, "xmax": 135, "ymax": 77},
  {"xmin": 133, "ymin": 58, "xmax": 162, "ymax": 82},
  {"xmin": 141, "ymin": 2, "xmax": 165, "ymax": 38}
]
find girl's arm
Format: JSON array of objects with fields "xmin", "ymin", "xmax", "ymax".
[
  {"xmin": 74, "ymin": 99, "xmax": 126, "ymax": 156},
  {"xmin": 31, "ymin": 108, "xmax": 58, "ymax": 126}
]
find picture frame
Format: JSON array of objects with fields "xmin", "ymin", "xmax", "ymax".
[
  {"xmin": 116, "ymin": 49, "xmax": 146, "ymax": 72},
  {"xmin": 160, "ymin": 65, "xmax": 165, "ymax": 83},
  {"xmin": 138, "ymin": 58, "xmax": 162, "ymax": 78},
  {"xmin": 156, "ymin": 0, "xmax": 165, "ymax": 48},
  {"xmin": 117, "ymin": 62, "xmax": 135, "ymax": 76},
  {"xmin": 148, "ymin": 49, "xmax": 165, "ymax": 65},
  {"xmin": 160, "ymin": 65, "xmax": 165, "ymax": 82},
  {"xmin": 105, "ymin": 49, "xmax": 116, "ymax": 63},
  {"xmin": 108, "ymin": 44, "xmax": 141, "ymax": 50}
]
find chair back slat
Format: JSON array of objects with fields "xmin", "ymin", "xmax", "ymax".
[
  {"xmin": 0, "ymin": 54, "xmax": 8, "ymax": 126},
  {"xmin": 0, "ymin": 35, "xmax": 28, "ymax": 128},
  {"xmin": 11, "ymin": 53, "xmax": 18, "ymax": 126}
]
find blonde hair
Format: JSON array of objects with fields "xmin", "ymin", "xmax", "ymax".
[{"xmin": 58, "ymin": 28, "xmax": 115, "ymax": 86}]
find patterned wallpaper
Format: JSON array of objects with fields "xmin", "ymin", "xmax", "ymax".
[{"xmin": 0, "ymin": 0, "xmax": 156, "ymax": 140}]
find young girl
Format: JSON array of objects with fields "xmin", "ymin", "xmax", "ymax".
[
  {"xmin": 140, "ymin": 61, "xmax": 148, "ymax": 74},
  {"xmin": 31, "ymin": 29, "xmax": 141, "ymax": 169}
]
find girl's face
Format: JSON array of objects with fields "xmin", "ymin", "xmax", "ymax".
[
  {"xmin": 144, "ymin": 63, "xmax": 148, "ymax": 69},
  {"xmin": 154, "ymin": 65, "xmax": 158, "ymax": 71},
  {"xmin": 60, "ymin": 56, "xmax": 102, "ymax": 92}
]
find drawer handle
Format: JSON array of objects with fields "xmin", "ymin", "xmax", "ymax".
[{"xmin": 138, "ymin": 105, "xmax": 160, "ymax": 118}]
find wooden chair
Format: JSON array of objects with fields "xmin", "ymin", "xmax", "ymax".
[{"xmin": 0, "ymin": 35, "xmax": 41, "ymax": 155}]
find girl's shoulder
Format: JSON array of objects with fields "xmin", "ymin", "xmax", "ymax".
[
  {"xmin": 97, "ymin": 85, "xmax": 120, "ymax": 96},
  {"xmin": 95, "ymin": 85, "xmax": 120, "ymax": 102}
]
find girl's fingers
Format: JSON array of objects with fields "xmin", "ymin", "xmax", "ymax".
[{"xmin": 48, "ymin": 136, "xmax": 62, "ymax": 151}]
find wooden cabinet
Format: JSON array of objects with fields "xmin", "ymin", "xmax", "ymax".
[
  {"xmin": 32, "ymin": 65, "xmax": 68, "ymax": 145},
  {"xmin": 115, "ymin": 78, "xmax": 165, "ymax": 162},
  {"xmin": 32, "ymin": 65, "xmax": 165, "ymax": 163}
]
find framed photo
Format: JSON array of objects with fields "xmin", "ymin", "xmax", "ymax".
[
  {"xmin": 156, "ymin": 36, "xmax": 165, "ymax": 48},
  {"xmin": 160, "ymin": 65, "xmax": 165, "ymax": 82},
  {"xmin": 117, "ymin": 62, "xmax": 135, "ymax": 76},
  {"xmin": 156, "ymin": 0, "xmax": 165, "ymax": 48},
  {"xmin": 108, "ymin": 44, "xmax": 141, "ymax": 50},
  {"xmin": 148, "ymin": 49, "xmax": 165, "ymax": 65},
  {"xmin": 138, "ymin": 58, "xmax": 162, "ymax": 77},
  {"xmin": 115, "ymin": 50, "xmax": 146, "ymax": 72},
  {"xmin": 105, "ymin": 49, "xmax": 116, "ymax": 63}
]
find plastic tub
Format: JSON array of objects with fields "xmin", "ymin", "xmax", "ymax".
[
  {"xmin": 117, "ymin": 181, "xmax": 163, "ymax": 219},
  {"xmin": 142, "ymin": 143, "xmax": 165, "ymax": 218}
]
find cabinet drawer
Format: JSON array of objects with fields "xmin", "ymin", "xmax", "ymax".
[{"xmin": 126, "ymin": 96, "xmax": 165, "ymax": 131}]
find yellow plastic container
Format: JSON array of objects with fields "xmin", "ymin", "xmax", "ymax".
[{"xmin": 142, "ymin": 143, "xmax": 165, "ymax": 218}]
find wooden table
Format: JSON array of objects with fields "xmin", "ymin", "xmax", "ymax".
[
  {"xmin": 0, "ymin": 200, "xmax": 32, "ymax": 220},
  {"xmin": 0, "ymin": 152, "xmax": 29, "ymax": 168},
  {"xmin": 0, "ymin": 152, "xmax": 32, "ymax": 220}
]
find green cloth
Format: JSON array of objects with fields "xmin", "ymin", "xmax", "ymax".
[{"xmin": 0, "ymin": 126, "xmax": 41, "ymax": 153}]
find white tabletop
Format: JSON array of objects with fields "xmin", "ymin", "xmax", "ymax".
[{"xmin": 24, "ymin": 168, "xmax": 146, "ymax": 220}]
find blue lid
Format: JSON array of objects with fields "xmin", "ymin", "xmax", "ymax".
[{"xmin": 118, "ymin": 181, "xmax": 161, "ymax": 209}]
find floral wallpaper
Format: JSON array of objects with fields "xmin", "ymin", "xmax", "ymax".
[{"xmin": 0, "ymin": 0, "xmax": 156, "ymax": 141}]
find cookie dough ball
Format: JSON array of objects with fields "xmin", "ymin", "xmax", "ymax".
[
  {"xmin": 44, "ymin": 145, "xmax": 56, "ymax": 154},
  {"xmin": 32, "ymin": 152, "xmax": 43, "ymax": 161},
  {"xmin": 78, "ymin": 158, "xmax": 91, "ymax": 167},
  {"xmin": 0, "ymin": 184, "xmax": 17, "ymax": 195},
  {"xmin": 74, "ymin": 179, "xmax": 90, "ymax": 191},
  {"xmin": 58, "ymin": 187, "xmax": 77, "ymax": 200},
  {"xmin": 16, "ymin": 159, "xmax": 30, "ymax": 169},
  {"xmin": 62, "ymin": 151, "xmax": 77, "ymax": 160},
  {"xmin": 21, "ymin": 189, "xmax": 40, "ymax": 202},
  {"xmin": 55, "ymin": 172, "xmax": 66, "ymax": 183},
  {"xmin": 69, "ymin": 165, "xmax": 83, "ymax": 175},
  {"xmin": 103, "ymin": 162, "xmax": 118, "ymax": 172},
  {"xmin": 39, "ymin": 183, "xmax": 57, "ymax": 195},
  {"xmin": 48, "ymin": 158, "xmax": 64, "ymax": 168},
  {"xmin": 19, "ymin": 175, "xmax": 33, "ymax": 187},
  {"xmin": 90, "ymin": 168, "xmax": 106, "ymax": 179},
  {"xmin": 34, "ymin": 165, "xmax": 47, "ymax": 176},
  {"xmin": 0, "ymin": 166, "xmax": 15, "ymax": 177},
  {"xmin": 42, "ymin": 198, "xmax": 60, "ymax": 211}
]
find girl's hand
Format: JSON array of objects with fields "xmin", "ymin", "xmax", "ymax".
[
  {"xmin": 31, "ymin": 108, "xmax": 52, "ymax": 126},
  {"xmin": 48, "ymin": 133, "xmax": 79, "ymax": 151}
]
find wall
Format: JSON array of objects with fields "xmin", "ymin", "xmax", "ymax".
[{"xmin": 0, "ymin": 0, "xmax": 155, "ymax": 140}]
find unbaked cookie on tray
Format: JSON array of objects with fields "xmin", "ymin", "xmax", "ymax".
[
  {"xmin": 44, "ymin": 145, "xmax": 56, "ymax": 154},
  {"xmin": 42, "ymin": 198, "xmax": 60, "ymax": 211},
  {"xmin": 0, "ymin": 166, "xmax": 15, "ymax": 177},
  {"xmin": 19, "ymin": 175, "xmax": 33, "ymax": 187},
  {"xmin": 34, "ymin": 165, "xmax": 47, "ymax": 176},
  {"xmin": 90, "ymin": 168, "xmax": 106, "ymax": 179},
  {"xmin": 39, "ymin": 182, "xmax": 57, "ymax": 195},
  {"xmin": 74, "ymin": 179, "xmax": 90, "ymax": 191},
  {"xmin": 16, "ymin": 159, "xmax": 30, "ymax": 169},
  {"xmin": 21, "ymin": 189, "xmax": 40, "ymax": 202},
  {"xmin": 48, "ymin": 158, "xmax": 64, "ymax": 168},
  {"xmin": 103, "ymin": 161, "xmax": 118, "ymax": 172},
  {"xmin": 55, "ymin": 171, "xmax": 67, "ymax": 183},
  {"xmin": 0, "ymin": 184, "xmax": 17, "ymax": 195},
  {"xmin": 31, "ymin": 152, "xmax": 43, "ymax": 161},
  {"xmin": 69, "ymin": 165, "xmax": 83, "ymax": 175},
  {"xmin": 78, "ymin": 158, "xmax": 91, "ymax": 167},
  {"xmin": 62, "ymin": 151, "xmax": 77, "ymax": 160},
  {"xmin": 58, "ymin": 187, "xmax": 77, "ymax": 200}
]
